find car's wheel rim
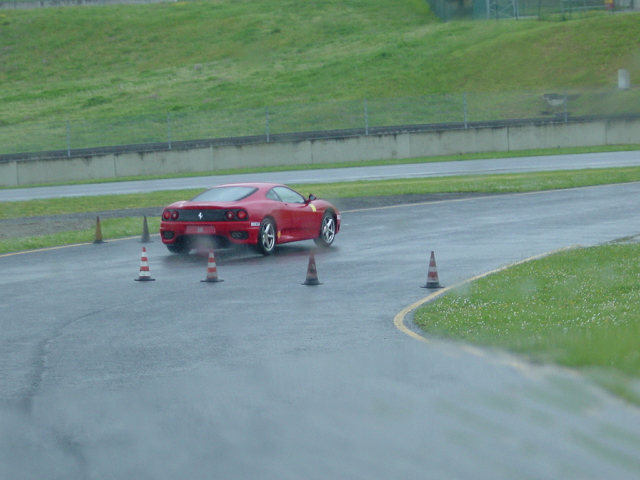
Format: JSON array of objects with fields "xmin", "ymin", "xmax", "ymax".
[
  {"xmin": 322, "ymin": 216, "xmax": 335, "ymax": 243},
  {"xmin": 262, "ymin": 222, "xmax": 275, "ymax": 251}
]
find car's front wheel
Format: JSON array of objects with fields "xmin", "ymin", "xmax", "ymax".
[
  {"xmin": 256, "ymin": 218, "xmax": 276, "ymax": 255},
  {"xmin": 314, "ymin": 211, "xmax": 336, "ymax": 247}
]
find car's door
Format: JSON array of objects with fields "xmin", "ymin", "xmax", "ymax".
[{"xmin": 270, "ymin": 186, "xmax": 318, "ymax": 240}]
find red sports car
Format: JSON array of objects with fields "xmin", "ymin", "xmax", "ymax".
[{"xmin": 160, "ymin": 182, "xmax": 341, "ymax": 255}]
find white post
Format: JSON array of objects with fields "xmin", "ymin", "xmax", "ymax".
[
  {"xmin": 463, "ymin": 93, "xmax": 468, "ymax": 128},
  {"xmin": 167, "ymin": 113, "xmax": 172, "ymax": 149},
  {"xmin": 618, "ymin": 69, "xmax": 631, "ymax": 90},
  {"xmin": 66, "ymin": 120, "xmax": 71, "ymax": 157},
  {"xmin": 265, "ymin": 107, "xmax": 270, "ymax": 143},
  {"xmin": 364, "ymin": 99, "xmax": 369, "ymax": 135}
]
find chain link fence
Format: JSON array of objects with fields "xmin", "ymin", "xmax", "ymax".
[
  {"xmin": 429, "ymin": 0, "xmax": 636, "ymax": 21},
  {"xmin": 1, "ymin": 88, "xmax": 639, "ymax": 157}
]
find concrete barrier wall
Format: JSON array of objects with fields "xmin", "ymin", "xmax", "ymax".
[
  {"xmin": 2, "ymin": 117, "xmax": 639, "ymax": 187},
  {"xmin": 0, "ymin": 160, "xmax": 17, "ymax": 187},
  {"xmin": 15, "ymin": 155, "xmax": 118, "ymax": 185},
  {"xmin": 409, "ymin": 125, "xmax": 510, "ymax": 157},
  {"xmin": 605, "ymin": 117, "xmax": 640, "ymax": 145},
  {"xmin": 507, "ymin": 121, "xmax": 607, "ymax": 151}
]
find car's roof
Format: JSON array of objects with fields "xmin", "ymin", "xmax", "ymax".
[
  {"xmin": 214, "ymin": 182, "xmax": 283, "ymax": 188},
  {"xmin": 212, "ymin": 182, "xmax": 287, "ymax": 191}
]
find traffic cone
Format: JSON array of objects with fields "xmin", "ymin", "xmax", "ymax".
[
  {"xmin": 140, "ymin": 215, "xmax": 151, "ymax": 243},
  {"xmin": 93, "ymin": 216, "xmax": 104, "ymax": 244},
  {"xmin": 134, "ymin": 246, "xmax": 155, "ymax": 281},
  {"xmin": 302, "ymin": 251, "xmax": 321, "ymax": 286},
  {"xmin": 422, "ymin": 250, "xmax": 441, "ymax": 289},
  {"xmin": 201, "ymin": 249, "xmax": 223, "ymax": 283}
]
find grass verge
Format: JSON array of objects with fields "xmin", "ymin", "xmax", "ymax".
[
  {"xmin": 295, "ymin": 166, "xmax": 640, "ymax": 199},
  {"xmin": 4, "ymin": 165, "xmax": 640, "ymax": 220},
  {"xmin": 0, "ymin": 217, "xmax": 161, "ymax": 255},
  {"xmin": 414, "ymin": 243, "xmax": 640, "ymax": 404}
]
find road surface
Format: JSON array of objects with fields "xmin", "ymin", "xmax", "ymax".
[{"xmin": 1, "ymin": 180, "xmax": 640, "ymax": 479}]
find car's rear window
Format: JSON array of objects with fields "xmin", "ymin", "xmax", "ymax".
[{"xmin": 191, "ymin": 186, "xmax": 257, "ymax": 202}]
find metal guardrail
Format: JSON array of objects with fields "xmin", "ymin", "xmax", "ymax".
[{"xmin": 2, "ymin": 89, "xmax": 639, "ymax": 161}]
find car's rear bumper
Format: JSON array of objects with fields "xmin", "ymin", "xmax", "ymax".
[{"xmin": 160, "ymin": 221, "xmax": 261, "ymax": 246}]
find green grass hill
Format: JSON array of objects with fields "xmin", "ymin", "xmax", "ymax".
[{"xmin": 1, "ymin": 0, "xmax": 639, "ymax": 129}]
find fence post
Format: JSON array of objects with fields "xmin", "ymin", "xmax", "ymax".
[
  {"xmin": 364, "ymin": 99, "xmax": 369, "ymax": 135},
  {"xmin": 463, "ymin": 93, "xmax": 468, "ymax": 129},
  {"xmin": 167, "ymin": 113, "xmax": 172, "ymax": 149},
  {"xmin": 66, "ymin": 120, "xmax": 71, "ymax": 157},
  {"xmin": 265, "ymin": 107, "xmax": 270, "ymax": 143}
]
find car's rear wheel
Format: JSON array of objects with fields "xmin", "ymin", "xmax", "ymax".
[
  {"xmin": 314, "ymin": 211, "xmax": 336, "ymax": 247},
  {"xmin": 256, "ymin": 218, "xmax": 276, "ymax": 255},
  {"xmin": 166, "ymin": 238, "xmax": 188, "ymax": 254}
]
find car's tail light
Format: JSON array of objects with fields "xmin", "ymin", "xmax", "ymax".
[
  {"xmin": 223, "ymin": 209, "xmax": 248, "ymax": 221},
  {"xmin": 162, "ymin": 209, "xmax": 179, "ymax": 221}
]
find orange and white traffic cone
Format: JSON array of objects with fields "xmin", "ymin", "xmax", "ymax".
[
  {"xmin": 423, "ymin": 250, "xmax": 441, "ymax": 289},
  {"xmin": 201, "ymin": 249, "xmax": 223, "ymax": 283},
  {"xmin": 134, "ymin": 246, "xmax": 155, "ymax": 281},
  {"xmin": 302, "ymin": 251, "xmax": 321, "ymax": 286}
]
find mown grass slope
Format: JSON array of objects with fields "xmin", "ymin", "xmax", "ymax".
[
  {"xmin": 1, "ymin": 1, "xmax": 639, "ymax": 128},
  {"xmin": 414, "ymin": 243, "xmax": 640, "ymax": 402}
]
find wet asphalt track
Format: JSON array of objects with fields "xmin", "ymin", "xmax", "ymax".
[{"xmin": 2, "ymin": 161, "xmax": 640, "ymax": 479}]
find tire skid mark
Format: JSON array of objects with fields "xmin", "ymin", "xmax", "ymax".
[{"xmin": 15, "ymin": 308, "xmax": 111, "ymax": 480}]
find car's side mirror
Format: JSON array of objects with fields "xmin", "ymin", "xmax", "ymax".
[{"xmin": 307, "ymin": 194, "xmax": 317, "ymax": 202}]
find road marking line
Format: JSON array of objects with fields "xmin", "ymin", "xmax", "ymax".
[
  {"xmin": 0, "ymin": 234, "xmax": 159, "ymax": 258},
  {"xmin": 393, "ymin": 247, "xmax": 578, "ymax": 343},
  {"xmin": 341, "ymin": 183, "xmax": 631, "ymax": 214},
  {"xmin": 344, "ymin": 197, "xmax": 490, "ymax": 214},
  {"xmin": 0, "ymin": 242, "xmax": 94, "ymax": 257},
  {"xmin": 342, "ymin": 190, "xmax": 551, "ymax": 214}
]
